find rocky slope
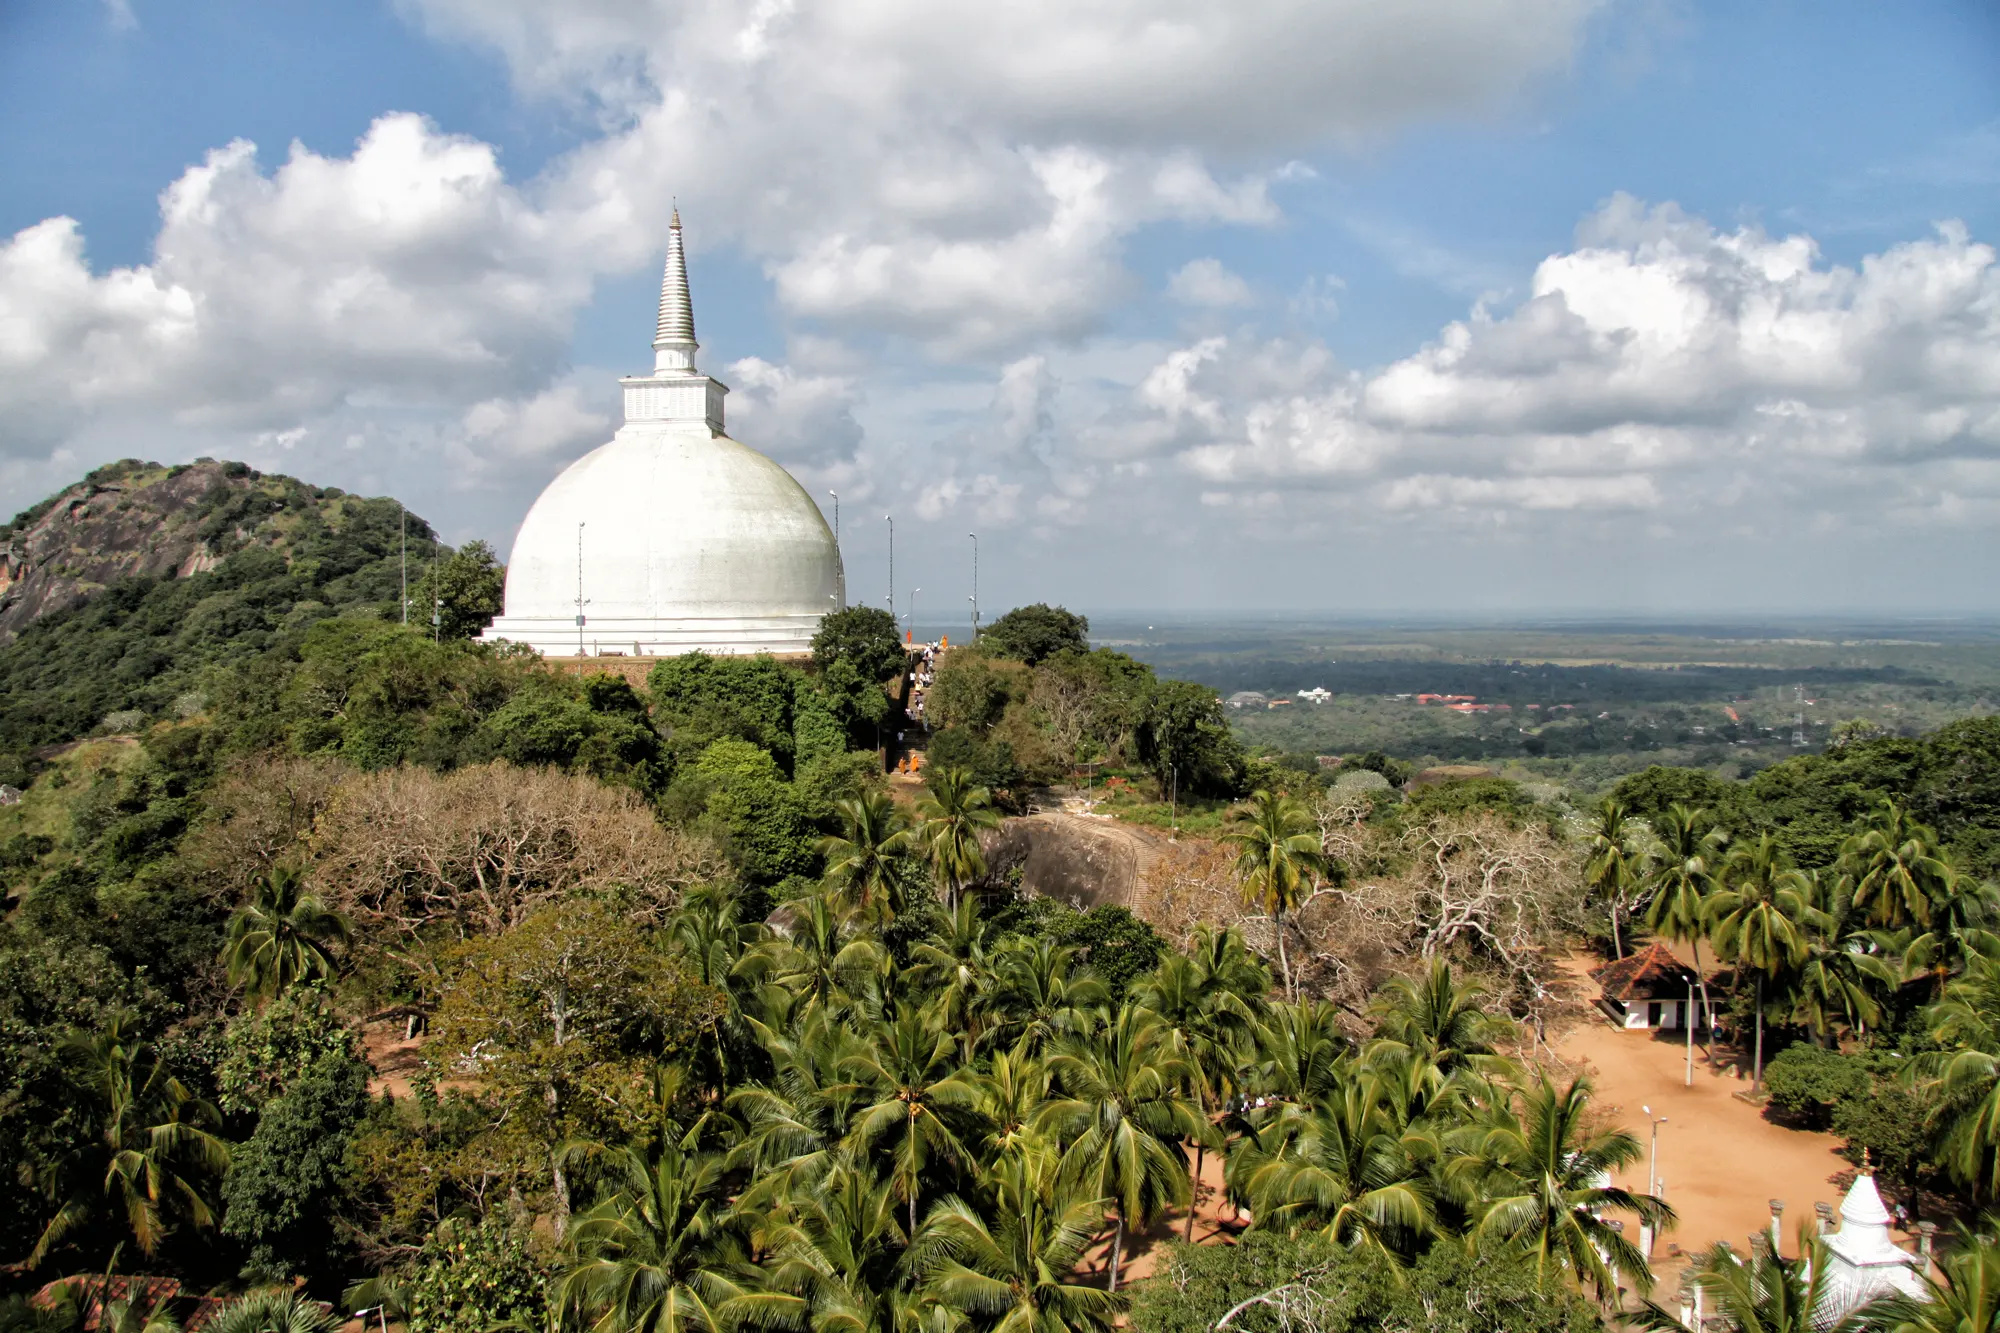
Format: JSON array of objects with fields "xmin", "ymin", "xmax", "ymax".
[{"xmin": 0, "ymin": 459, "xmax": 415, "ymax": 642}]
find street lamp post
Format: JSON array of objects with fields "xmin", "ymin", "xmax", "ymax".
[
  {"xmin": 968, "ymin": 532, "xmax": 978, "ymax": 642},
  {"xmin": 908, "ymin": 588, "xmax": 920, "ymax": 643},
  {"xmin": 573, "ymin": 522, "xmax": 589, "ymax": 656},
  {"xmin": 1686, "ymin": 980, "xmax": 1695, "ymax": 1087},
  {"xmin": 828, "ymin": 491, "xmax": 842, "ymax": 608},
  {"xmin": 885, "ymin": 514, "xmax": 894, "ymax": 618},
  {"xmin": 1641, "ymin": 1104, "xmax": 1667, "ymax": 1257}
]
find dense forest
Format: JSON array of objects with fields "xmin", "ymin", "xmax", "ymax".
[{"xmin": 4, "ymin": 465, "xmax": 2000, "ymax": 1333}]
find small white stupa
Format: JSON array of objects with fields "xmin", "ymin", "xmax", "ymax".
[
  {"xmin": 1817, "ymin": 1172, "xmax": 1927, "ymax": 1319},
  {"xmin": 481, "ymin": 212, "xmax": 841, "ymax": 658}
]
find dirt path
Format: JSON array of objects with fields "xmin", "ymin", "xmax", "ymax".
[
  {"xmin": 1075, "ymin": 1147, "xmax": 1246, "ymax": 1288},
  {"xmin": 1552, "ymin": 959, "xmax": 1859, "ymax": 1281}
]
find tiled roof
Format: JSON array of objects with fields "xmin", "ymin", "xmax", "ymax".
[{"xmin": 1590, "ymin": 941, "xmax": 1697, "ymax": 1002}]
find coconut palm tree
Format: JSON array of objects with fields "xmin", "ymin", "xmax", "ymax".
[
  {"xmin": 1040, "ymin": 1006, "xmax": 1205, "ymax": 1291},
  {"xmin": 915, "ymin": 1146, "xmax": 1124, "ymax": 1333},
  {"xmin": 1448, "ymin": 1073, "xmax": 1672, "ymax": 1299},
  {"xmin": 913, "ymin": 768, "xmax": 1001, "ymax": 912},
  {"xmin": 1230, "ymin": 1063, "xmax": 1434, "ymax": 1261},
  {"xmin": 821, "ymin": 792, "xmax": 914, "ymax": 927},
  {"xmin": 1584, "ymin": 798, "xmax": 1654, "ymax": 959},
  {"xmin": 1365, "ymin": 959, "xmax": 1507, "ymax": 1082},
  {"xmin": 842, "ymin": 1007, "xmax": 981, "ymax": 1238},
  {"xmin": 558, "ymin": 1141, "xmax": 750, "ymax": 1333},
  {"xmin": 222, "ymin": 864, "xmax": 350, "ymax": 998},
  {"xmin": 973, "ymin": 1045, "xmax": 1050, "ymax": 1156},
  {"xmin": 1856, "ymin": 1225, "xmax": 2000, "ymax": 1333},
  {"xmin": 1648, "ymin": 1235, "xmax": 1872, "ymax": 1333},
  {"xmin": 1894, "ymin": 872, "xmax": 2000, "ymax": 1000},
  {"xmin": 1788, "ymin": 872, "xmax": 1894, "ymax": 1047},
  {"xmin": 988, "ymin": 937, "xmax": 1110, "ymax": 1056},
  {"xmin": 1912, "ymin": 955, "xmax": 2000, "ymax": 1196},
  {"xmin": 747, "ymin": 1154, "xmax": 924, "ymax": 1333},
  {"xmin": 1709, "ymin": 834, "xmax": 1812, "ymax": 1092},
  {"xmin": 1223, "ymin": 790, "xmax": 1328, "ymax": 1001},
  {"xmin": 28, "ymin": 1012, "xmax": 230, "ymax": 1269},
  {"xmin": 1840, "ymin": 799, "xmax": 1957, "ymax": 931},
  {"xmin": 202, "ymin": 1291, "xmax": 340, "ymax": 1333},
  {"xmin": 1645, "ymin": 804, "xmax": 1728, "ymax": 1063},
  {"xmin": 908, "ymin": 896, "xmax": 1002, "ymax": 1063},
  {"xmin": 1244, "ymin": 999, "xmax": 1351, "ymax": 1116}
]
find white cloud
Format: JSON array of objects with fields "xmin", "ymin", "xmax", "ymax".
[
  {"xmin": 403, "ymin": 0, "xmax": 1603, "ymax": 351},
  {"xmin": 0, "ymin": 115, "xmax": 592, "ymax": 455},
  {"xmin": 1128, "ymin": 198, "xmax": 2000, "ymax": 531},
  {"xmin": 1167, "ymin": 258, "xmax": 1253, "ymax": 308}
]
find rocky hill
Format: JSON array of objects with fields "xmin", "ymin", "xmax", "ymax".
[
  {"xmin": 0, "ymin": 459, "xmax": 431, "ymax": 643},
  {"xmin": 0, "ymin": 459, "xmax": 448, "ymax": 752}
]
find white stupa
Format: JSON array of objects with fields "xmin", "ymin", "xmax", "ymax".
[
  {"xmin": 1816, "ymin": 1172, "xmax": 1927, "ymax": 1319},
  {"xmin": 481, "ymin": 212, "xmax": 841, "ymax": 658}
]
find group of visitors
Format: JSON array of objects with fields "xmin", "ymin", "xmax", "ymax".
[{"xmin": 907, "ymin": 640, "xmax": 940, "ymax": 725}]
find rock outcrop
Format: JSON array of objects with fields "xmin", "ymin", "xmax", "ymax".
[
  {"xmin": 0, "ymin": 459, "xmax": 353, "ymax": 642},
  {"xmin": 983, "ymin": 811, "xmax": 1174, "ymax": 913}
]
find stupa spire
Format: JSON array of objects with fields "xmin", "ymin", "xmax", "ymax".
[{"xmin": 653, "ymin": 208, "xmax": 698, "ymax": 373}]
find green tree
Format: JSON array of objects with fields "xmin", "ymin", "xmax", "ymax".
[
  {"xmin": 1223, "ymin": 790, "xmax": 1328, "ymax": 1001},
  {"xmin": 981, "ymin": 604, "xmax": 1090, "ymax": 666},
  {"xmin": 1583, "ymin": 798, "xmax": 1653, "ymax": 959},
  {"xmin": 222, "ymin": 864, "xmax": 351, "ymax": 998},
  {"xmin": 1671, "ymin": 1235, "xmax": 1870, "ymax": 1333},
  {"xmin": 914, "ymin": 767, "xmax": 1001, "ymax": 912},
  {"xmin": 203, "ymin": 1290, "xmax": 342, "ymax": 1333},
  {"xmin": 558, "ymin": 1143, "xmax": 748, "ymax": 1333},
  {"xmin": 1840, "ymin": 800, "xmax": 1958, "ymax": 931},
  {"xmin": 28, "ymin": 1012, "xmax": 230, "ymax": 1268},
  {"xmin": 810, "ymin": 606, "xmax": 907, "ymax": 686},
  {"xmin": 1644, "ymin": 804, "xmax": 1727, "ymax": 1064},
  {"xmin": 916, "ymin": 1145, "xmax": 1123, "ymax": 1333},
  {"xmin": 1450, "ymin": 1073, "xmax": 1671, "ymax": 1299},
  {"xmin": 411, "ymin": 540, "xmax": 505, "ymax": 641},
  {"xmin": 842, "ymin": 1007, "xmax": 980, "ymax": 1238},
  {"xmin": 819, "ymin": 791, "xmax": 914, "ymax": 928},
  {"xmin": 220, "ymin": 1052, "xmax": 370, "ymax": 1281},
  {"xmin": 1042, "ymin": 1006, "xmax": 1204, "ymax": 1291},
  {"xmin": 1709, "ymin": 833, "xmax": 1812, "ymax": 1092},
  {"xmin": 1142, "ymin": 680, "xmax": 1245, "ymax": 799}
]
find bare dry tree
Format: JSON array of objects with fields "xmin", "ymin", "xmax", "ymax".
[
  {"xmin": 308, "ymin": 761, "xmax": 724, "ymax": 943},
  {"xmin": 179, "ymin": 753, "xmax": 350, "ymax": 903}
]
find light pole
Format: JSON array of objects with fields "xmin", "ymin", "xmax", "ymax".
[
  {"xmin": 885, "ymin": 514, "xmax": 894, "ymax": 619},
  {"xmin": 968, "ymin": 532, "xmax": 979, "ymax": 642},
  {"xmin": 1641, "ymin": 1104, "xmax": 1667, "ymax": 1257},
  {"xmin": 828, "ymin": 491, "xmax": 842, "ymax": 608},
  {"xmin": 908, "ymin": 588, "xmax": 920, "ymax": 642},
  {"xmin": 1686, "ymin": 980, "xmax": 1695, "ymax": 1087},
  {"xmin": 574, "ymin": 522, "xmax": 590, "ymax": 656},
  {"xmin": 400, "ymin": 506, "xmax": 408, "ymax": 625}
]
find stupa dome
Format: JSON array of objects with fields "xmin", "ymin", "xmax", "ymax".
[{"xmin": 481, "ymin": 212, "xmax": 841, "ymax": 657}]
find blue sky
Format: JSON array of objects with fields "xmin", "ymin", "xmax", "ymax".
[{"xmin": 2, "ymin": 0, "xmax": 1997, "ymax": 615}]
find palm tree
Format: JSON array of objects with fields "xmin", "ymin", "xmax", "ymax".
[
  {"xmin": 915, "ymin": 1146, "xmax": 1124, "ymax": 1333},
  {"xmin": 1788, "ymin": 871, "xmax": 1894, "ymax": 1048},
  {"xmin": 908, "ymin": 896, "xmax": 1001, "ymax": 1063},
  {"xmin": 1856, "ymin": 1225, "xmax": 2000, "ymax": 1333},
  {"xmin": 842, "ymin": 1007, "xmax": 980, "ymax": 1238},
  {"xmin": 1365, "ymin": 959, "xmax": 1506, "ymax": 1081},
  {"xmin": 1840, "ymin": 799, "xmax": 1957, "ymax": 931},
  {"xmin": 1895, "ymin": 873, "xmax": 2000, "ymax": 1000},
  {"xmin": 558, "ymin": 1141, "xmax": 749, "ymax": 1333},
  {"xmin": 28, "ymin": 1012, "xmax": 230, "ymax": 1268},
  {"xmin": 988, "ymin": 937, "xmax": 1110, "ymax": 1056},
  {"xmin": 1129, "ymin": 939, "xmax": 1261, "ymax": 1239},
  {"xmin": 820, "ymin": 792, "xmax": 913, "ymax": 927},
  {"xmin": 1448, "ymin": 1073, "xmax": 1672, "ymax": 1299},
  {"xmin": 1584, "ymin": 798, "xmax": 1653, "ymax": 959},
  {"xmin": 750, "ymin": 891, "xmax": 886, "ymax": 1021},
  {"xmin": 914, "ymin": 768, "xmax": 1001, "ymax": 912},
  {"xmin": 202, "ymin": 1291, "xmax": 340, "ymax": 1333},
  {"xmin": 1912, "ymin": 956, "xmax": 2000, "ymax": 1196},
  {"xmin": 748, "ymin": 1154, "xmax": 922, "ymax": 1333},
  {"xmin": 1223, "ymin": 790, "xmax": 1328, "ymax": 1001},
  {"xmin": 1644, "ymin": 805, "xmax": 1728, "ymax": 1063},
  {"xmin": 1653, "ymin": 1235, "xmax": 1872, "ymax": 1333},
  {"xmin": 1041, "ymin": 1006, "xmax": 1205, "ymax": 1291},
  {"xmin": 222, "ymin": 864, "xmax": 350, "ymax": 997},
  {"xmin": 1245, "ymin": 999, "xmax": 1351, "ymax": 1115},
  {"xmin": 1231, "ymin": 1063, "xmax": 1434, "ymax": 1261},
  {"xmin": 1709, "ymin": 834, "xmax": 1812, "ymax": 1092}
]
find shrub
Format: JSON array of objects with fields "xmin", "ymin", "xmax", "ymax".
[
  {"xmin": 1763, "ymin": 1044, "xmax": 1869, "ymax": 1127},
  {"xmin": 403, "ymin": 1218, "xmax": 552, "ymax": 1333}
]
